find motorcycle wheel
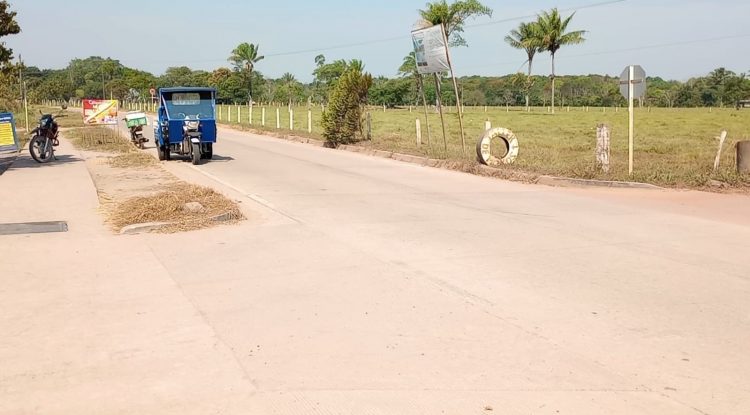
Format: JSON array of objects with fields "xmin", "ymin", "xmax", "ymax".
[
  {"xmin": 29, "ymin": 135, "xmax": 53, "ymax": 163},
  {"xmin": 191, "ymin": 143, "xmax": 201, "ymax": 165}
]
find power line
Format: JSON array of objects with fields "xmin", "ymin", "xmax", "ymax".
[
  {"xmin": 461, "ymin": 33, "xmax": 750, "ymax": 71},
  {"xmin": 124, "ymin": 0, "xmax": 626, "ymax": 66}
]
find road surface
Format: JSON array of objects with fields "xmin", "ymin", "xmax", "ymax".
[{"xmin": 2, "ymin": 121, "xmax": 749, "ymax": 414}]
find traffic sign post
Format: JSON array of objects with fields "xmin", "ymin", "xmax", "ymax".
[{"xmin": 619, "ymin": 65, "xmax": 646, "ymax": 176}]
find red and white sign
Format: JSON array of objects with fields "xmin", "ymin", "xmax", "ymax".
[{"xmin": 83, "ymin": 99, "xmax": 119, "ymax": 125}]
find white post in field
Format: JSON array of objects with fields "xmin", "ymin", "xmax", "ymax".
[
  {"xmin": 228, "ymin": 106, "xmax": 232, "ymax": 123},
  {"xmin": 276, "ymin": 108, "xmax": 280, "ymax": 129},
  {"xmin": 484, "ymin": 120, "xmax": 491, "ymax": 131},
  {"xmin": 416, "ymin": 118, "xmax": 422, "ymax": 146},
  {"xmin": 236, "ymin": 105, "xmax": 240, "ymax": 123},
  {"xmin": 262, "ymin": 107, "xmax": 266, "ymax": 127},
  {"xmin": 290, "ymin": 109, "xmax": 294, "ymax": 130},
  {"xmin": 307, "ymin": 110, "xmax": 312, "ymax": 133},
  {"xmin": 249, "ymin": 106, "xmax": 253, "ymax": 125}
]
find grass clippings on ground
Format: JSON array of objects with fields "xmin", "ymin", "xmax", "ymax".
[
  {"xmin": 109, "ymin": 151, "xmax": 157, "ymax": 168},
  {"xmin": 67, "ymin": 126, "xmax": 132, "ymax": 153},
  {"xmin": 109, "ymin": 184, "xmax": 244, "ymax": 233}
]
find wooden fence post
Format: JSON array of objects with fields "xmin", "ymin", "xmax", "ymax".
[
  {"xmin": 596, "ymin": 124, "xmax": 611, "ymax": 173},
  {"xmin": 714, "ymin": 131, "xmax": 728, "ymax": 172}
]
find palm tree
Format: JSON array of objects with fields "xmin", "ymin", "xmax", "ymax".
[
  {"xmin": 418, "ymin": 0, "xmax": 492, "ymax": 47},
  {"xmin": 280, "ymin": 72, "xmax": 299, "ymax": 107},
  {"xmin": 505, "ymin": 21, "xmax": 542, "ymax": 111},
  {"xmin": 229, "ymin": 43, "xmax": 264, "ymax": 105},
  {"xmin": 536, "ymin": 8, "xmax": 586, "ymax": 113}
]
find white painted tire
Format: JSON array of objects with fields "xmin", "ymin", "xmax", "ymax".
[{"xmin": 476, "ymin": 127, "xmax": 519, "ymax": 166}]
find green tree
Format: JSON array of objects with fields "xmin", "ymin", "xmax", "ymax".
[
  {"xmin": 536, "ymin": 8, "xmax": 586, "ymax": 113},
  {"xmin": 398, "ymin": 52, "xmax": 423, "ymax": 105},
  {"xmin": 505, "ymin": 21, "xmax": 542, "ymax": 110},
  {"xmin": 418, "ymin": 0, "xmax": 492, "ymax": 47},
  {"xmin": 313, "ymin": 58, "xmax": 364, "ymax": 103},
  {"xmin": 321, "ymin": 65, "xmax": 373, "ymax": 146},
  {"xmin": 277, "ymin": 72, "xmax": 302, "ymax": 107},
  {"xmin": 229, "ymin": 42, "xmax": 264, "ymax": 105},
  {"xmin": 0, "ymin": 1, "xmax": 20, "ymax": 69}
]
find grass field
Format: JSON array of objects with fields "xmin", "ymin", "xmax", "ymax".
[{"xmin": 205, "ymin": 104, "xmax": 750, "ymax": 189}]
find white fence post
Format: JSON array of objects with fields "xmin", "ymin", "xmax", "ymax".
[
  {"xmin": 228, "ymin": 106, "xmax": 232, "ymax": 123},
  {"xmin": 485, "ymin": 120, "xmax": 491, "ymax": 131},
  {"xmin": 249, "ymin": 106, "xmax": 253, "ymax": 125},
  {"xmin": 307, "ymin": 109, "xmax": 312, "ymax": 133},
  {"xmin": 416, "ymin": 118, "xmax": 422, "ymax": 146},
  {"xmin": 290, "ymin": 109, "xmax": 294, "ymax": 130},
  {"xmin": 276, "ymin": 108, "xmax": 280, "ymax": 129},
  {"xmin": 236, "ymin": 105, "xmax": 240, "ymax": 123},
  {"xmin": 261, "ymin": 107, "xmax": 265, "ymax": 127}
]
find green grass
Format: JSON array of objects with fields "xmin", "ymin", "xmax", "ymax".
[{"xmin": 213, "ymin": 104, "xmax": 750, "ymax": 189}]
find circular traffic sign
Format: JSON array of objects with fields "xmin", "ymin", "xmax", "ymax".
[{"xmin": 149, "ymin": 88, "xmax": 156, "ymax": 96}]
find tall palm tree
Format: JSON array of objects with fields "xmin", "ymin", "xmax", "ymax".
[
  {"xmin": 418, "ymin": 0, "xmax": 492, "ymax": 47},
  {"xmin": 281, "ymin": 72, "xmax": 299, "ymax": 107},
  {"xmin": 505, "ymin": 21, "xmax": 542, "ymax": 110},
  {"xmin": 536, "ymin": 8, "xmax": 586, "ymax": 113},
  {"xmin": 229, "ymin": 43, "xmax": 264, "ymax": 105}
]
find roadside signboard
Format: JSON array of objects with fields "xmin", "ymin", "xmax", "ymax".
[
  {"xmin": 619, "ymin": 65, "xmax": 646, "ymax": 99},
  {"xmin": 411, "ymin": 24, "xmax": 450, "ymax": 75},
  {"xmin": 0, "ymin": 112, "xmax": 19, "ymax": 152},
  {"xmin": 83, "ymin": 99, "xmax": 119, "ymax": 125}
]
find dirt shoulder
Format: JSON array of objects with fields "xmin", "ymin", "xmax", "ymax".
[{"xmin": 64, "ymin": 127, "xmax": 244, "ymax": 233}]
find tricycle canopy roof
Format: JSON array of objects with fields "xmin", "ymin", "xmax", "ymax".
[{"xmin": 158, "ymin": 87, "xmax": 216, "ymax": 96}]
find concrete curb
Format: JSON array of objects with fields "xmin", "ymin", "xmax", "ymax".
[
  {"xmin": 537, "ymin": 175, "xmax": 663, "ymax": 190},
  {"xmin": 119, "ymin": 211, "xmax": 239, "ymax": 235},
  {"xmin": 120, "ymin": 221, "xmax": 171, "ymax": 235}
]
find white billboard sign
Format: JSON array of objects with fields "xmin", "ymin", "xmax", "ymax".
[{"xmin": 411, "ymin": 24, "xmax": 450, "ymax": 75}]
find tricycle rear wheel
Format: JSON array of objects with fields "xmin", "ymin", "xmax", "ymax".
[
  {"xmin": 158, "ymin": 145, "xmax": 170, "ymax": 161},
  {"xmin": 191, "ymin": 143, "xmax": 201, "ymax": 165}
]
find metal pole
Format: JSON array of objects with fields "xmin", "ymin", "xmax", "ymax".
[
  {"xmin": 441, "ymin": 23, "xmax": 466, "ymax": 156},
  {"xmin": 434, "ymin": 74, "xmax": 448, "ymax": 155},
  {"xmin": 628, "ymin": 65, "xmax": 635, "ymax": 176},
  {"xmin": 417, "ymin": 74, "xmax": 432, "ymax": 149},
  {"xmin": 23, "ymin": 81, "xmax": 29, "ymax": 132}
]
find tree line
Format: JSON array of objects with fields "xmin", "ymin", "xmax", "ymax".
[{"xmin": 0, "ymin": 0, "xmax": 748, "ymax": 113}]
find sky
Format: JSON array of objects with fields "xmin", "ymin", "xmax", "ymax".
[{"xmin": 5, "ymin": 0, "xmax": 750, "ymax": 82}]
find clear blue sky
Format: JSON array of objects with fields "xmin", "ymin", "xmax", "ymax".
[{"xmin": 6, "ymin": 0, "xmax": 750, "ymax": 81}]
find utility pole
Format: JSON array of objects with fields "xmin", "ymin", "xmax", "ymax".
[{"xmin": 19, "ymin": 55, "xmax": 29, "ymax": 131}]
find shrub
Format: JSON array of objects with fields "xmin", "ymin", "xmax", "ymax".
[{"xmin": 321, "ymin": 67, "xmax": 372, "ymax": 146}]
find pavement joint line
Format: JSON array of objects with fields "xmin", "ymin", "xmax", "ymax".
[{"xmin": 184, "ymin": 164, "xmax": 304, "ymax": 224}]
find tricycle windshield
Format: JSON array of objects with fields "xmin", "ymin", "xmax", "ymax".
[{"xmin": 162, "ymin": 91, "xmax": 215, "ymax": 120}]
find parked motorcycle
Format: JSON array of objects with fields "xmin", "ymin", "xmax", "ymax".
[
  {"xmin": 29, "ymin": 108, "xmax": 67, "ymax": 163},
  {"xmin": 124, "ymin": 111, "xmax": 149, "ymax": 149}
]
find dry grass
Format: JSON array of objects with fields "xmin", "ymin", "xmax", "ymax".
[
  {"xmin": 67, "ymin": 126, "xmax": 132, "ymax": 153},
  {"xmin": 109, "ymin": 151, "xmax": 157, "ymax": 168},
  {"xmin": 108, "ymin": 184, "xmax": 244, "ymax": 233}
]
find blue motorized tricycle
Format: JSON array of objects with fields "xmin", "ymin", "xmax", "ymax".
[{"xmin": 154, "ymin": 87, "xmax": 217, "ymax": 164}]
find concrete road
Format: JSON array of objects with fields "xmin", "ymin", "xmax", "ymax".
[{"xmin": 3, "ymin": 122, "xmax": 750, "ymax": 414}]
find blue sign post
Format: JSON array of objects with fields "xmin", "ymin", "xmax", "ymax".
[{"xmin": 0, "ymin": 112, "xmax": 19, "ymax": 152}]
